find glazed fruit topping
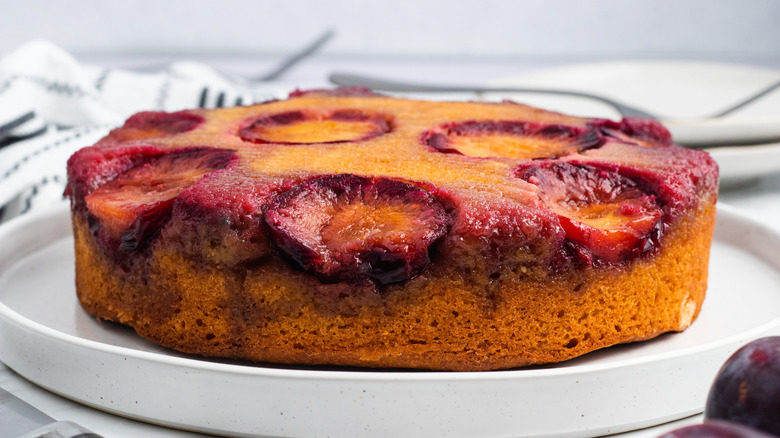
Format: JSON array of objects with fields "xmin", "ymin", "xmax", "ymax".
[
  {"xmin": 591, "ymin": 117, "xmax": 673, "ymax": 146},
  {"xmin": 423, "ymin": 121, "xmax": 602, "ymax": 159},
  {"xmin": 102, "ymin": 111, "xmax": 204, "ymax": 142},
  {"xmin": 85, "ymin": 148, "xmax": 236, "ymax": 251},
  {"xmin": 517, "ymin": 161, "xmax": 663, "ymax": 265},
  {"xmin": 705, "ymin": 336, "xmax": 780, "ymax": 437},
  {"xmin": 164, "ymin": 173, "xmax": 284, "ymax": 266},
  {"xmin": 239, "ymin": 109, "xmax": 393, "ymax": 144},
  {"xmin": 264, "ymin": 174, "xmax": 450, "ymax": 286}
]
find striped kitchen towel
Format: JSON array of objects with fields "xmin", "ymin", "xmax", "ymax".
[{"xmin": 0, "ymin": 40, "xmax": 293, "ymax": 224}]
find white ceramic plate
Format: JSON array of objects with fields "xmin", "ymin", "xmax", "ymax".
[
  {"xmin": 485, "ymin": 60, "xmax": 780, "ymax": 186},
  {"xmin": 1, "ymin": 205, "xmax": 780, "ymax": 438}
]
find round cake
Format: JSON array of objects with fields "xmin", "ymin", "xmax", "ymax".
[{"xmin": 65, "ymin": 88, "xmax": 719, "ymax": 371}]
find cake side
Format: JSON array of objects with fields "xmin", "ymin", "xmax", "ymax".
[{"xmin": 72, "ymin": 187, "xmax": 716, "ymax": 371}]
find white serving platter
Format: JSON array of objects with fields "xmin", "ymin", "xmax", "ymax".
[{"xmin": 1, "ymin": 204, "xmax": 780, "ymax": 437}]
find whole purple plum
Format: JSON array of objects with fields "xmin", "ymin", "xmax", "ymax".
[
  {"xmin": 658, "ymin": 420, "xmax": 776, "ymax": 437},
  {"xmin": 705, "ymin": 336, "xmax": 780, "ymax": 436}
]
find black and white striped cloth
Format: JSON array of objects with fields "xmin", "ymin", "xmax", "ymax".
[
  {"xmin": 0, "ymin": 111, "xmax": 48, "ymax": 147},
  {"xmin": 0, "ymin": 40, "xmax": 294, "ymax": 224}
]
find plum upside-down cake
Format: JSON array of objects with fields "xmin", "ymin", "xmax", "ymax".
[{"xmin": 65, "ymin": 88, "xmax": 718, "ymax": 371}]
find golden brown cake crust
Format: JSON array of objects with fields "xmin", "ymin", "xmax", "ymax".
[
  {"xmin": 67, "ymin": 90, "xmax": 718, "ymax": 371},
  {"xmin": 73, "ymin": 197, "xmax": 715, "ymax": 371}
]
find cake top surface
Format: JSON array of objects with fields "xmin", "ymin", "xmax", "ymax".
[{"xmin": 66, "ymin": 88, "xmax": 718, "ymax": 286}]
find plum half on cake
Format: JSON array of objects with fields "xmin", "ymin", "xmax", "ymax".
[{"xmin": 65, "ymin": 88, "xmax": 718, "ymax": 371}]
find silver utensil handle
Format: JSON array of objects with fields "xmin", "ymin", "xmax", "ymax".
[{"xmin": 328, "ymin": 72, "xmax": 657, "ymax": 119}]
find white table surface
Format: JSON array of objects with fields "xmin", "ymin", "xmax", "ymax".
[{"xmin": 1, "ymin": 54, "xmax": 780, "ymax": 438}]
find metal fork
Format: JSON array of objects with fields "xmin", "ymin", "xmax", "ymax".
[
  {"xmin": 330, "ymin": 72, "xmax": 780, "ymax": 119},
  {"xmin": 330, "ymin": 72, "xmax": 656, "ymax": 118},
  {"xmin": 199, "ymin": 29, "xmax": 336, "ymax": 108}
]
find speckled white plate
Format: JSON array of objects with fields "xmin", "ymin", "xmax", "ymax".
[{"xmin": 1, "ymin": 204, "xmax": 780, "ymax": 438}]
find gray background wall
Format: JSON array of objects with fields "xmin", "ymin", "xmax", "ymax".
[{"xmin": 1, "ymin": 0, "xmax": 779, "ymax": 62}]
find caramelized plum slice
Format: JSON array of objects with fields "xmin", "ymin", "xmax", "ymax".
[
  {"xmin": 85, "ymin": 148, "xmax": 236, "ymax": 251},
  {"xmin": 423, "ymin": 121, "xmax": 602, "ymax": 159},
  {"xmin": 163, "ymin": 173, "xmax": 287, "ymax": 266},
  {"xmin": 264, "ymin": 175, "xmax": 450, "ymax": 286},
  {"xmin": 517, "ymin": 161, "xmax": 663, "ymax": 265},
  {"xmin": 66, "ymin": 144, "xmax": 166, "ymax": 203},
  {"xmin": 101, "ymin": 111, "xmax": 204, "ymax": 143},
  {"xmin": 239, "ymin": 109, "xmax": 392, "ymax": 144},
  {"xmin": 591, "ymin": 117, "xmax": 674, "ymax": 146}
]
